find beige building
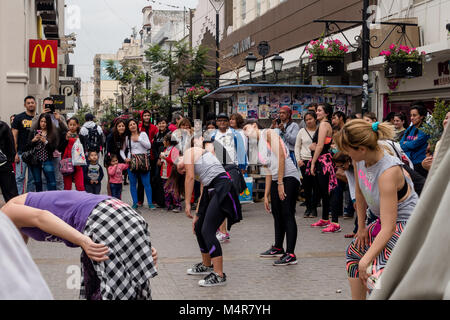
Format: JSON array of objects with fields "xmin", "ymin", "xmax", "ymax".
[
  {"xmin": 0, "ymin": 0, "xmax": 66, "ymax": 122},
  {"xmin": 232, "ymin": 0, "xmax": 287, "ymax": 32}
]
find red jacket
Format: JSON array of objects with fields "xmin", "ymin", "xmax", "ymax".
[{"xmin": 138, "ymin": 111, "xmax": 158, "ymax": 159}]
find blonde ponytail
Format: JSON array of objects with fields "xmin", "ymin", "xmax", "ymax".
[{"xmin": 334, "ymin": 119, "xmax": 394, "ymax": 151}]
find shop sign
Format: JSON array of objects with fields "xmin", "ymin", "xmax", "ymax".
[
  {"xmin": 225, "ymin": 37, "xmax": 254, "ymax": 58},
  {"xmin": 29, "ymin": 40, "xmax": 58, "ymax": 68},
  {"xmin": 434, "ymin": 60, "xmax": 450, "ymax": 86}
]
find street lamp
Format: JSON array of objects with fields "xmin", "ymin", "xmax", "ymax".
[
  {"xmin": 271, "ymin": 52, "xmax": 284, "ymax": 82},
  {"xmin": 178, "ymin": 86, "xmax": 186, "ymax": 99},
  {"xmin": 208, "ymin": 0, "xmax": 225, "ymax": 89},
  {"xmin": 245, "ymin": 52, "xmax": 257, "ymax": 81},
  {"xmin": 245, "ymin": 44, "xmax": 284, "ymax": 83}
]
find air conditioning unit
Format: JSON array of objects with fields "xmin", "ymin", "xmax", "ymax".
[{"xmin": 59, "ymin": 64, "xmax": 67, "ymax": 77}]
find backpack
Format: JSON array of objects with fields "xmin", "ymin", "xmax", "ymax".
[{"xmin": 86, "ymin": 125, "xmax": 102, "ymax": 152}]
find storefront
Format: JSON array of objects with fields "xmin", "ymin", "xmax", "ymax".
[
  {"xmin": 379, "ymin": 54, "xmax": 450, "ymax": 120},
  {"xmin": 203, "ymin": 83, "xmax": 362, "ymax": 126}
]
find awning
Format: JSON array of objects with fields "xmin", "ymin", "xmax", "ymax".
[{"xmin": 203, "ymin": 84, "xmax": 363, "ymax": 100}]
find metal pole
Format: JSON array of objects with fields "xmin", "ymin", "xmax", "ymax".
[
  {"xmin": 262, "ymin": 56, "xmax": 267, "ymax": 82},
  {"xmin": 216, "ymin": 12, "xmax": 220, "ymax": 89},
  {"xmin": 361, "ymin": 0, "xmax": 370, "ymax": 117}
]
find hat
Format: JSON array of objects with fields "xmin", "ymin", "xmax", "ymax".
[
  {"xmin": 216, "ymin": 113, "xmax": 229, "ymax": 120},
  {"xmin": 280, "ymin": 106, "xmax": 292, "ymax": 115}
]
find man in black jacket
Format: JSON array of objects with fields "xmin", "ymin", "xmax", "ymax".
[{"xmin": 0, "ymin": 120, "xmax": 18, "ymax": 203}]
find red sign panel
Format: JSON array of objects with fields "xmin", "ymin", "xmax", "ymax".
[{"xmin": 29, "ymin": 40, "xmax": 58, "ymax": 68}]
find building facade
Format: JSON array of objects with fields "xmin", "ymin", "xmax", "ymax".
[
  {"xmin": 0, "ymin": 0, "xmax": 68, "ymax": 122},
  {"xmin": 215, "ymin": 0, "xmax": 450, "ymax": 120}
]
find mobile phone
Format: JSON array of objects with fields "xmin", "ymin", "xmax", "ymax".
[
  {"xmin": 37, "ymin": 130, "xmax": 42, "ymax": 135},
  {"xmin": 45, "ymin": 104, "xmax": 55, "ymax": 113}
]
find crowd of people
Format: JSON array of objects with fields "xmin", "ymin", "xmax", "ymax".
[{"xmin": 0, "ymin": 94, "xmax": 449, "ymax": 300}]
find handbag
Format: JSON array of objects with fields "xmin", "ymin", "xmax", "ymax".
[
  {"xmin": 59, "ymin": 157, "xmax": 74, "ymax": 175},
  {"xmin": 128, "ymin": 136, "xmax": 150, "ymax": 172},
  {"xmin": 71, "ymin": 138, "xmax": 87, "ymax": 166},
  {"xmin": 130, "ymin": 153, "xmax": 150, "ymax": 172},
  {"xmin": 21, "ymin": 147, "xmax": 38, "ymax": 166}
]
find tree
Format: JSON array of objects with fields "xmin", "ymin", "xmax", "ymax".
[
  {"xmin": 422, "ymin": 99, "xmax": 450, "ymax": 152},
  {"xmin": 105, "ymin": 59, "xmax": 147, "ymax": 110},
  {"xmin": 73, "ymin": 104, "xmax": 92, "ymax": 126},
  {"xmin": 145, "ymin": 41, "xmax": 213, "ymax": 88}
]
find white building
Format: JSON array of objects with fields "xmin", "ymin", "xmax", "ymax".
[
  {"xmin": 0, "ymin": 0, "xmax": 67, "ymax": 122},
  {"xmin": 80, "ymin": 81, "xmax": 95, "ymax": 109}
]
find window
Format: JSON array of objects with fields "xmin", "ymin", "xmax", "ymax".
[
  {"xmin": 256, "ymin": 0, "xmax": 261, "ymax": 17},
  {"xmin": 241, "ymin": 0, "xmax": 246, "ymax": 21}
]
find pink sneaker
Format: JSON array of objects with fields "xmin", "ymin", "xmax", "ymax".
[
  {"xmin": 322, "ymin": 223, "xmax": 342, "ymax": 233},
  {"xmin": 311, "ymin": 219, "xmax": 331, "ymax": 228}
]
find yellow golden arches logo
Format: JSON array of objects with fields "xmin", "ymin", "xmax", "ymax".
[{"xmin": 31, "ymin": 44, "xmax": 55, "ymax": 64}]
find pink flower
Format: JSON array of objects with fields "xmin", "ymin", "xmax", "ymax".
[
  {"xmin": 309, "ymin": 54, "xmax": 314, "ymax": 58},
  {"xmin": 320, "ymin": 45, "xmax": 325, "ymax": 50},
  {"xmin": 421, "ymin": 51, "xmax": 426, "ymax": 55},
  {"xmin": 389, "ymin": 43, "xmax": 396, "ymax": 50}
]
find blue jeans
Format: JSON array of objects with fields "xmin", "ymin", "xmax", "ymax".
[
  {"xmin": 15, "ymin": 153, "xmax": 35, "ymax": 194},
  {"xmin": 30, "ymin": 160, "xmax": 57, "ymax": 192},
  {"xmin": 110, "ymin": 183, "xmax": 123, "ymax": 199},
  {"xmin": 128, "ymin": 169, "xmax": 152, "ymax": 206}
]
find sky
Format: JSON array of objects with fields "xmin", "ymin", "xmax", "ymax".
[{"xmin": 65, "ymin": 0, "xmax": 199, "ymax": 82}]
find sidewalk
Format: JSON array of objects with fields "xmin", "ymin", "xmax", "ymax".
[{"xmin": 26, "ymin": 186, "xmax": 355, "ymax": 300}]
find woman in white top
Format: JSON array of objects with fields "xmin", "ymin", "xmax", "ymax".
[
  {"xmin": 243, "ymin": 119, "xmax": 300, "ymax": 266},
  {"xmin": 294, "ymin": 110, "xmax": 318, "ymax": 217},
  {"xmin": 120, "ymin": 119, "xmax": 155, "ymax": 209}
]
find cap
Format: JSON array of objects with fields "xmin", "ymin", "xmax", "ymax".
[{"xmin": 280, "ymin": 106, "xmax": 292, "ymax": 115}]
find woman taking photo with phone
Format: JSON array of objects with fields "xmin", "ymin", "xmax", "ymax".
[
  {"xmin": 26, "ymin": 113, "xmax": 58, "ymax": 192},
  {"xmin": 334, "ymin": 120, "xmax": 418, "ymax": 299},
  {"xmin": 168, "ymin": 145, "xmax": 242, "ymax": 287}
]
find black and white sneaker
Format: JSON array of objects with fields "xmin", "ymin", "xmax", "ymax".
[
  {"xmin": 187, "ymin": 262, "xmax": 214, "ymax": 275},
  {"xmin": 273, "ymin": 253, "xmax": 298, "ymax": 266},
  {"xmin": 259, "ymin": 246, "xmax": 285, "ymax": 258},
  {"xmin": 198, "ymin": 272, "xmax": 227, "ymax": 287}
]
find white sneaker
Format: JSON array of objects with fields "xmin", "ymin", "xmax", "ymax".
[{"xmin": 216, "ymin": 232, "xmax": 230, "ymax": 242}]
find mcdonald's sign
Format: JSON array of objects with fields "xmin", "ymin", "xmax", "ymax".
[{"xmin": 29, "ymin": 40, "xmax": 58, "ymax": 68}]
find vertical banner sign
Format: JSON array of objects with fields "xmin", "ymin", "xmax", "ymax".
[{"xmin": 29, "ymin": 40, "xmax": 58, "ymax": 68}]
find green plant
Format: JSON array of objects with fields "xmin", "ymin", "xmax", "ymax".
[{"xmin": 422, "ymin": 99, "xmax": 450, "ymax": 152}]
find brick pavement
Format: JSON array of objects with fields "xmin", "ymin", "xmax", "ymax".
[{"xmin": 23, "ymin": 186, "xmax": 356, "ymax": 300}]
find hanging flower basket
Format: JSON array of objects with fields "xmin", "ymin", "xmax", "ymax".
[
  {"xmin": 185, "ymin": 85, "xmax": 211, "ymax": 102},
  {"xmin": 381, "ymin": 44, "xmax": 425, "ymax": 79},
  {"xmin": 306, "ymin": 39, "xmax": 348, "ymax": 76}
]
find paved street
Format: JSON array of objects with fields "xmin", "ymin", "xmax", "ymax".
[{"xmin": 25, "ymin": 186, "xmax": 355, "ymax": 300}]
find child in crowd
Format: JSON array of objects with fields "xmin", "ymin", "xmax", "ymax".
[
  {"xmin": 107, "ymin": 154, "xmax": 129, "ymax": 199},
  {"xmin": 83, "ymin": 151, "xmax": 104, "ymax": 194},
  {"xmin": 159, "ymin": 133, "xmax": 181, "ymax": 212},
  {"xmin": 61, "ymin": 117, "xmax": 85, "ymax": 191}
]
